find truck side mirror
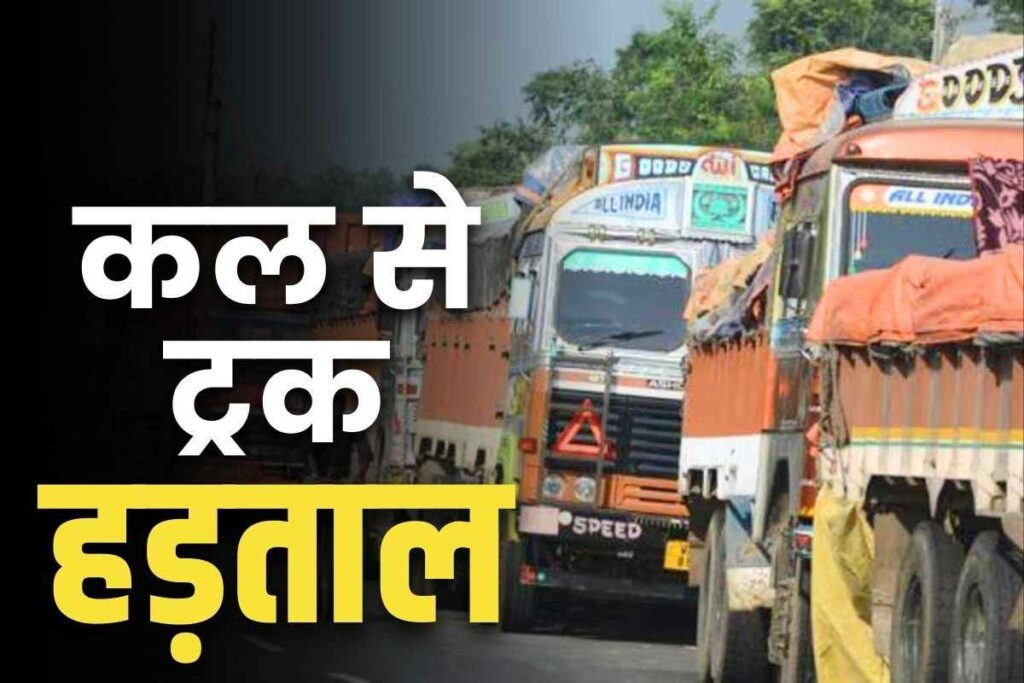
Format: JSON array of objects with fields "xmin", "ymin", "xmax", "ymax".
[
  {"xmin": 508, "ymin": 274, "xmax": 533, "ymax": 320},
  {"xmin": 779, "ymin": 224, "xmax": 816, "ymax": 300}
]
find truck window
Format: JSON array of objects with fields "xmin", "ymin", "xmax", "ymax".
[
  {"xmin": 554, "ymin": 249, "xmax": 689, "ymax": 352},
  {"xmin": 844, "ymin": 183, "xmax": 977, "ymax": 274}
]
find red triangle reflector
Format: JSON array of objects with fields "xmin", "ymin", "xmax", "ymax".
[{"xmin": 551, "ymin": 399, "xmax": 616, "ymax": 460}]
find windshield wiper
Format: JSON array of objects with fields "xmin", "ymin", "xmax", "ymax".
[{"xmin": 577, "ymin": 329, "xmax": 663, "ymax": 351}]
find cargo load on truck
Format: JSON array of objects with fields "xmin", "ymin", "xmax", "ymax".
[
  {"xmin": 807, "ymin": 245, "xmax": 1024, "ymax": 345},
  {"xmin": 770, "ymin": 48, "xmax": 932, "ymax": 163}
]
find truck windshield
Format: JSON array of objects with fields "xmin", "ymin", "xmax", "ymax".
[
  {"xmin": 844, "ymin": 183, "xmax": 977, "ymax": 274},
  {"xmin": 555, "ymin": 249, "xmax": 689, "ymax": 352}
]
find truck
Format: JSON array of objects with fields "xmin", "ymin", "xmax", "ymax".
[
  {"xmin": 809, "ymin": 244, "xmax": 1023, "ymax": 682},
  {"xmin": 442, "ymin": 144, "xmax": 777, "ymax": 628},
  {"xmin": 359, "ymin": 145, "xmax": 776, "ymax": 623},
  {"xmin": 678, "ymin": 47, "xmax": 1024, "ymax": 681}
]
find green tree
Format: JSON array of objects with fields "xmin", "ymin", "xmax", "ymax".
[
  {"xmin": 990, "ymin": 0, "xmax": 1024, "ymax": 32},
  {"xmin": 608, "ymin": 3, "xmax": 775, "ymax": 148},
  {"xmin": 748, "ymin": 0, "xmax": 933, "ymax": 70},
  {"xmin": 446, "ymin": 120, "xmax": 553, "ymax": 187},
  {"xmin": 523, "ymin": 60, "xmax": 619, "ymax": 144},
  {"xmin": 521, "ymin": 3, "xmax": 779, "ymax": 148}
]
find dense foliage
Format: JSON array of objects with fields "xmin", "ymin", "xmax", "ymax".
[
  {"xmin": 747, "ymin": 0, "xmax": 934, "ymax": 70},
  {"xmin": 990, "ymin": 0, "xmax": 1024, "ymax": 32}
]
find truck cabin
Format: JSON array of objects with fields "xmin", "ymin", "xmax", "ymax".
[
  {"xmin": 514, "ymin": 146, "xmax": 776, "ymax": 513},
  {"xmin": 775, "ymin": 117, "xmax": 1024, "ymax": 321}
]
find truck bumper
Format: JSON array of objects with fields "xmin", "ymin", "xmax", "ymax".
[
  {"xmin": 515, "ymin": 505, "xmax": 693, "ymax": 604},
  {"xmin": 524, "ymin": 565, "xmax": 695, "ymax": 603}
]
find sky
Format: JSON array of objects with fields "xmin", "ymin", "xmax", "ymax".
[{"xmin": 194, "ymin": 0, "xmax": 992, "ymax": 177}]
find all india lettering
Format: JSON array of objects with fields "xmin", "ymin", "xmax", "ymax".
[{"xmin": 592, "ymin": 190, "xmax": 663, "ymax": 216}]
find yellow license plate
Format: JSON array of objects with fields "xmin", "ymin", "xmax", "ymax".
[{"xmin": 663, "ymin": 539, "xmax": 689, "ymax": 571}]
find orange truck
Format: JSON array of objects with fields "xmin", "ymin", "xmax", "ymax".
[
  {"xmin": 678, "ymin": 48, "xmax": 1024, "ymax": 681},
  {"xmin": 394, "ymin": 145, "xmax": 777, "ymax": 628},
  {"xmin": 808, "ymin": 245, "xmax": 1023, "ymax": 683}
]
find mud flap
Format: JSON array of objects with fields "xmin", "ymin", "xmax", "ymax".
[
  {"xmin": 727, "ymin": 566, "xmax": 773, "ymax": 611},
  {"xmin": 722, "ymin": 497, "xmax": 775, "ymax": 609}
]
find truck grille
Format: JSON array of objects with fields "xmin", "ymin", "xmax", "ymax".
[{"xmin": 546, "ymin": 388, "xmax": 682, "ymax": 478}]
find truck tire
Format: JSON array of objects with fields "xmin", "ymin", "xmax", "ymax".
[
  {"xmin": 500, "ymin": 539, "xmax": 536, "ymax": 632},
  {"xmin": 779, "ymin": 557, "xmax": 814, "ymax": 683},
  {"xmin": 697, "ymin": 507, "xmax": 770, "ymax": 682},
  {"xmin": 949, "ymin": 531, "xmax": 1023, "ymax": 683},
  {"xmin": 696, "ymin": 524, "xmax": 715, "ymax": 681},
  {"xmin": 696, "ymin": 524, "xmax": 712, "ymax": 679},
  {"xmin": 890, "ymin": 521, "xmax": 964, "ymax": 683},
  {"xmin": 765, "ymin": 491, "xmax": 813, "ymax": 681}
]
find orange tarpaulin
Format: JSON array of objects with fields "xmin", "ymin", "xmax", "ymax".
[
  {"xmin": 771, "ymin": 48, "xmax": 933, "ymax": 163},
  {"xmin": 807, "ymin": 246, "xmax": 1024, "ymax": 345}
]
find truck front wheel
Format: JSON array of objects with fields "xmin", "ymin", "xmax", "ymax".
[
  {"xmin": 500, "ymin": 538, "xmax": 537, "ymax": 632},
  {"xmin": 949, "ymin": 531, "xmax": 1023, "ymax": 683},
  {"xmin": 890, "ymin": 521, "xmax": 964, "ymax": 683},
  {"xmin": 697, "ymin": 507, "xmax": 769, "ymax": 682}
]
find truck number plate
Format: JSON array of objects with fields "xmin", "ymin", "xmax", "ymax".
[{"xmin": 663, "ymin": 540, "xmax": 689, "ymax": 571}]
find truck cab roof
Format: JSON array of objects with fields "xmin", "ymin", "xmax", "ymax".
[{"xmin": 799, "ymin": 117, "xmax": 1024, "ymax": 181}]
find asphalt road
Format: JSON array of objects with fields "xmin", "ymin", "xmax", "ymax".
[
  {"xmin": 45, "ymin": 584, "xmax": 700, "ymax": 682},
  {"xmin": 223, "ymin": 610, "xmax": 696, "ymax": 682}
]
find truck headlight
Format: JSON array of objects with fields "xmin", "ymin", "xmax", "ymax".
[
  {"xmin": 542, "ymin": 473, "xmax": 565, "ymax": 499},
  {"xmin": 573, "ymin": 476, "xmax": 597, "ymax": 503}
]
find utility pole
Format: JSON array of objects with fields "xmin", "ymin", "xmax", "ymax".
[
  {"xmin": 933, "ymin": 1, "xmax": 992, "ymax": 63},
  {"xmin": 202, "ymin": 20, "xmax": 221, "ymax": 205},
  {"xmin": 931, "ymin": 0, "xmax": 951, "ymax": 62}
]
